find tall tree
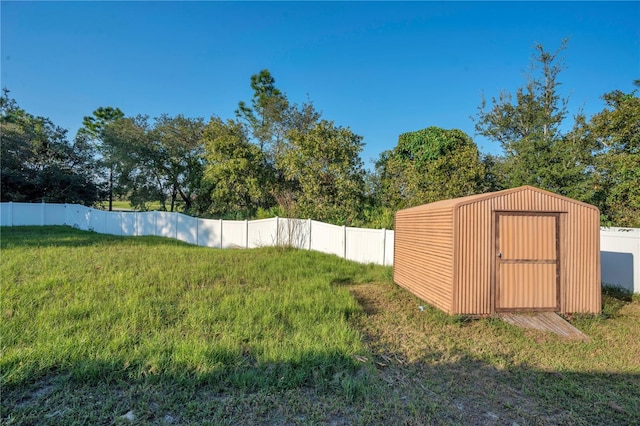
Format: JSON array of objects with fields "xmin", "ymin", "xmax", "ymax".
[
  {"xmin": 589, "ymin": 90, "xmax": 640, "ymax": 226},
  {"xmin": 474, "ymin": 41, "xmax": 594, "ymax": 199},
  {"xmin": 202, "ymin": 117, "xmax": 267, "ymax": 218},
  {"xmin": 235, "ymin": 69, "xmax": 322, "ymax": 214},
  {"xmin": 236, "ymin": 69, "xmax": 290, "ymax": 155},
  {"xmin": 101, "ymin": 115, "xmax": 166, "ymax": 210},
  {"xmin": 1, "ymin": 89, "xmax": 101, "ymax": 205},
  {"xmin": 281, "ymin": 120, "xmax": 365, "ymax": 224},
  {"xmin": 375, "ymin": 127, "xmax": 485, "ymax": 211},
  {"xmin": 79, "ymin": 106, "xmax": 125, "ymax": 210},
  {"xmin": 151, "ymin": 114, "xmax": 207, "ymax": 212},
  {"xmin": 101, "ymin": 114, "xmax": 207, "ymax": 212}
]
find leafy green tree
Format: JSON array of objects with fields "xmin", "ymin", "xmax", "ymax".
[
  {"xmin": 375, "ymin": 127, "xmax": 485, "ymax": 211},
  {"xmin": 281, "ymin": 120, "xmax": 365, "ymax": 224},
  {"xmin": 1, "ymin": 89, "xmax": 101, "ymax": 205},
  {"xmin": 236, "ymin": 69, "xmax": 290, "ymax": 155},
  {"xmin": 151, "ymin": 115, "xmax": 207, "ymax": 212},
  {"xmin": 236, "ymin": 70, "xmax": 323, "ymax": 215},
  {"xmin": 81, "ymin": 107, "xmax": 125, "ymax": 136},
  {"xmin": 101, "ymin": 115, "xmax": 167, "ymax": 210},
  {"xmin": 79, "ymin": 107, "xmax": 125, "ymax": 210},
  {"xmin": 474, "ymin": 41, "xmax": 595, "ymax": 200},
  {"xmin": 202, "ymin": 117, "xmax": 267, "ymax": 218},
  {"xmin": 589, "ymin": 90, "xmax": 640, "ymax": 226},
  {"xmin": 479, "ymin": 153, "xmax": 508, "ymax": 193},
  {"xmin": 101, "ymin": 114, "xmax": 208, "ymax": 212}
]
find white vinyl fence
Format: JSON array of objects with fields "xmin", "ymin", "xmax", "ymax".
[
  {"xmin": 1, "ymin": 202, "xmax": 638, "ymax": 293},
  {"xmin": 0, "ymin": 202, "xmax": 394, "ymax": 267},
  {"xmin": 600, "ymin": 227, "xmax": 640, "ymax": 294}
]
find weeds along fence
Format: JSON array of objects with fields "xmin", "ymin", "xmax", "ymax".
[
  {"xmin": 1, "ymin": 202, "xmax": 638, "ymax": 293},
  {"xmin": 0, "ymin": 202, "xmax": 395, "ymax": 267}
]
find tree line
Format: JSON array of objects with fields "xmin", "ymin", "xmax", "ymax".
[{"xmin": 2, "ymin": 42, "xmax": 639, "ymax": 228}]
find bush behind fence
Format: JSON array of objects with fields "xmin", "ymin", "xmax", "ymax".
[{"xmin": 1, "ymin": 202, "xmax": 637, "ymax": 293}]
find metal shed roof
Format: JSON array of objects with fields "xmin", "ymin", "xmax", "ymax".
[{"xmin": 398, "ymin": 186, "xmax": 599, "ymax": 214}]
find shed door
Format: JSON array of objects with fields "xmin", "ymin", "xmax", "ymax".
[{"xmin": 495, "ymin": 213, "xmax": 560, "ymax": 312}]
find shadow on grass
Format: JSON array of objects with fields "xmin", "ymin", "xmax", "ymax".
[
  {"xmin": 1, "ymin": 350, "xmax": 373, "ymax": 425},
  {"xmin": 378, "ymin": 353, "xmax": 640, "ymax": 426},
  {"xmin": 348, "ymin": 283, "xmax": 640, "ymax": 425},
  {"xmin": 0, "ymin": 226, "xmax": 190, "ymax": 249},
  {"xmin": 2, "ymin": 347, "xmax": 639, "ymax": 425}
]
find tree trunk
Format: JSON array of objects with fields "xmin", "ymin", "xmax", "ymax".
[{"xmin": 170, "ymin": 186, "xmax": 177, "ymax": 212}]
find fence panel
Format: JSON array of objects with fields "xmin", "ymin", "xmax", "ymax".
[
  {"xmin": 309, "ymin": 220, "xmax": 344, "ymax": 258},
  {"xmin": 136, "ymin": 212, "xmax": 156, "ymax": 236},
  {"xmin": 119, "ymin": 212, "xmax": 136, "ymax": 236},
  {"xmin": 65, "ymin": 204, "xmax": 92, "ymax": 230},
  {"xmin": 222, "ymin": 220, "xmax": 246, "ymax": 248},
  {"xmin": 600, "ymin": 227, "xmax": 640, "ymax": 293},
  {"xmin": 0, "ymin": 203, "xmax": 10, "ymax": 226},
  {"xmin": 177, "ymin": 214, "xmax": 199, "ymax": 245},
  {"xmin": 44, "ymin": 204, "xmax": 67, "ymax": 225},
  {"xmin": 346, "ymin": 226, "xmax": 385, "ymax": 264},
  {"xmin": 279, "ymin": 218, "xmax": 310, "ymax": 249},
  {"xmin": 87, "ymin": 209, "xmax": 106, "ymax": 234},
  {"xmin": 248, "ymin": 218, "xmax": 277, "ymax": 248},
  {"xmin": 105, "ymin": 211, "xmax": 125, "ymax": 235},
  {"xmin": 197, "ymin": 218, "xmax": 222, "ymax": 247},
  {"xmin": 156, "ymin": 212, "xmax": 176, "ymax": 239},
  {"xmin": 10, "ymin": 203, "xmax": 43, "ymax": 226}
]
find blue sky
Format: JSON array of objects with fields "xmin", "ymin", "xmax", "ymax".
[{"xmin": 2, "ymin": 1, "xmax": 638, "ymax": 168}]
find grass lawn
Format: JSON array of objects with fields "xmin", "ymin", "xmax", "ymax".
[
  {"xmin": 97, "ymin": 200, "xmax": 174, "ymax": 212},
  {"xmin": 1, "ymin": 226, "xmax": 639, "ymax": 425}
]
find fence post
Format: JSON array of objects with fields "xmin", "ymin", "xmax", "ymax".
[
  {"xmin": 174, "ymin": 212, "xmax": 178, "ymax": 240},
  {"xmin": 275, "ymin": 216, "xmax": 280, "ymax": 247},
  {"xmin": 382, "ymin": 228, "xmax": 386, "ymax": 266},
  {"xmin": 245, "ymin": 219, "xmax": 249, "ymax": 248},
  {"xmin": 8, "ymin": 202, "xmax": 13, "ymax": 226},
  {"xmin": 219, "ymin": 219, "xmax": 223, "ymax": 249},
  {"xmin": 343, "ymin": 225, "xmax": 347, "ymax": 259},
  {"xmin": 308, "ymin": 218, "xmax": 312, "ymax": 250},
  {"xmin": 196, "ymin": 217, "xmax": 199, "ymax": 246},
  {"xmin": 41, "ymin": 201, "xmax": 46, "ymax": 226}
]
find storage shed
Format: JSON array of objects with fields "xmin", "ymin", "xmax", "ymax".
[{"xmin": 393, "ymin": 186, "xmax": 601, "ymax": 315}]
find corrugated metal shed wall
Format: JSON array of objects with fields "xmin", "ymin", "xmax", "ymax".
[
  {"xmin": 453, "ymin": 187, "xmax": 600, "ymax": 314},
  {"xmin": 394, "ymin": 206, "xmax": 455, "ymax": 314},
  {"xmin": 563, "ymin": 206, "xmax": 601, "ymax": 313}
]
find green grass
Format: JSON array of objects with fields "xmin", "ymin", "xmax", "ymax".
[
  {"xmin": 98, "ymin": 200, "xmax": 176, "ymax": 211},
  {"xmin": 1, "ymin": 227, "xmax": 385, "ymax": 390},
  {"xmin": 1, "ymin": 226, "xmax": 639, "ymax": 425}
]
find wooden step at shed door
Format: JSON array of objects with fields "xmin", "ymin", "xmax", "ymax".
[
  {"xmin": 500, "ymin": 312, "xmax": 589, "ymax": 340},
  {"xmin": 495, "ymin": 213, "xmax": 560, "ymax": 312}
]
